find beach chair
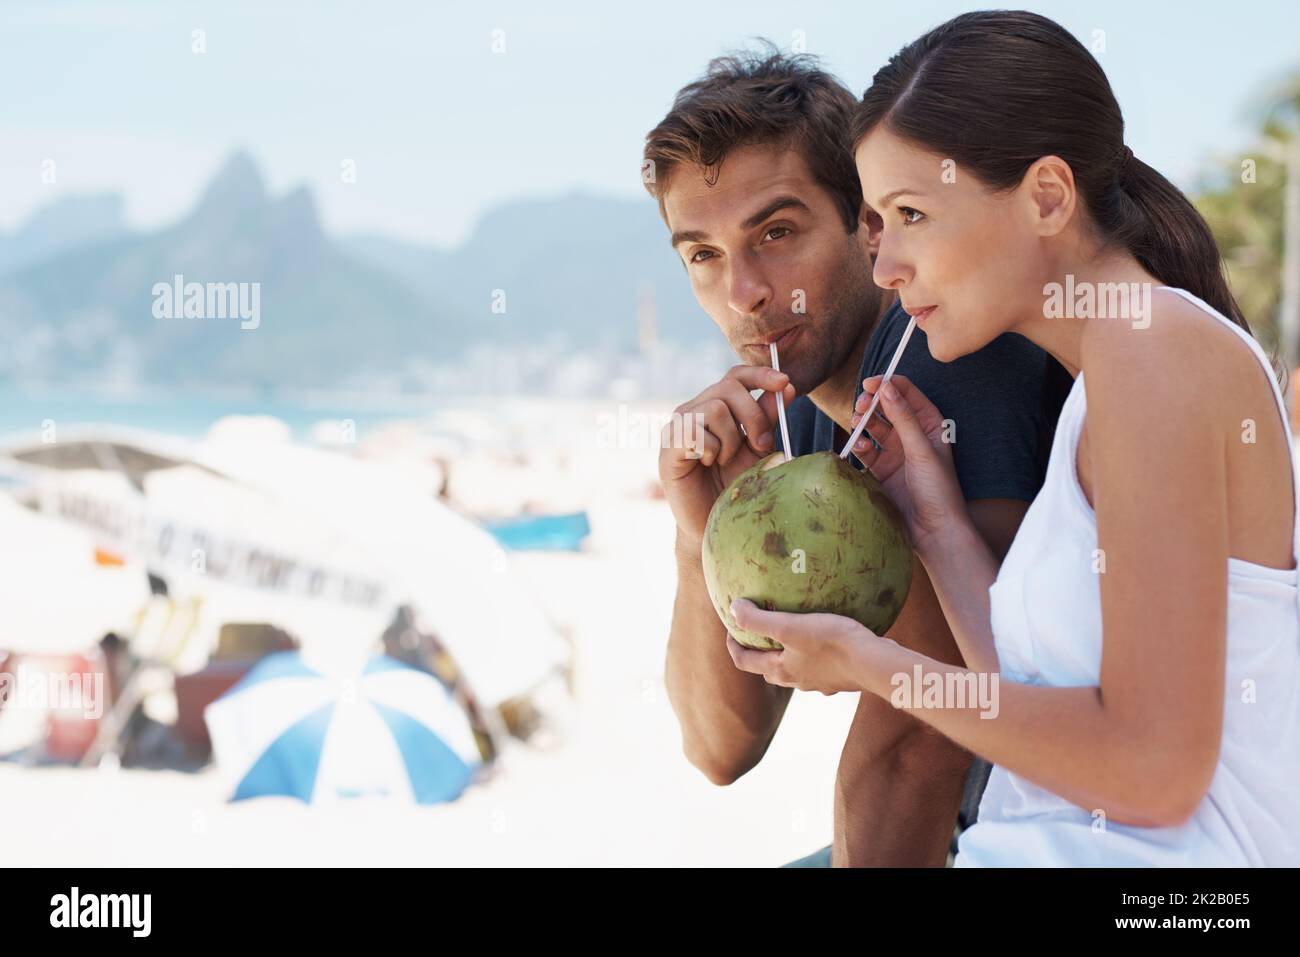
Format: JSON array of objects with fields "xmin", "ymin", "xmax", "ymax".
[{"xmin": 80, "ymin": 593, "xmax": 203, "ymax": 767}]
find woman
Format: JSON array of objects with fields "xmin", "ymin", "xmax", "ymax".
[{"xmin": 726, "ymin": 10, "xmax": 1300, "ymax": 866}]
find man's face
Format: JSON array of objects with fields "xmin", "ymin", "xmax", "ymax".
[{"xmin": 662, "ymin": 145, "xmax": 878, "ymax": 396}]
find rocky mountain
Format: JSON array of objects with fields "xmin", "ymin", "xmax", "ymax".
[
  {"xmin": 0, "ymin": 153, "xmax": 712, "ymax": 393},
  {"xmin": 0, "ymin": 193, "xmax": 128, "ymax": 273}
]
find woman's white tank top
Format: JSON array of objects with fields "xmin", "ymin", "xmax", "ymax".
[{"xmin": 955, "ymin": 286, "xmax": 1300, "ymax": 867}]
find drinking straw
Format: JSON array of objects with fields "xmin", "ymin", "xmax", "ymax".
[
  {"xmin": 769, "ymin": 341, "xmax": 791, "ymax": 463},
  {"xmin": 838, "ymin": 316, "xmax": 917, "ymax": 459}
]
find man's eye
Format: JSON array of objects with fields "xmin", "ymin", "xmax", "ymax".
[
  {"xmin": 690, "ymin": 249, "xmax": 716, "ymax": 264},
  {"xmin": 764, "ymin": 226, "xmax": 791, "ymax": 241},
  {"xmin": 899, "ymin": 207, "xmax": 924, "ymax": 225}
]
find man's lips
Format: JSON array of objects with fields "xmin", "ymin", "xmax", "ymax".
[
  {"xmin": 905, "ymin": 305, "xmax": 937, "ymax": 324},
  {"xmin": 749, "ymin": 326, "xmax": 802, "ymax": 349}
]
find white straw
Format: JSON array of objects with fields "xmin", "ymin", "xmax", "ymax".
[
  {"xmin": 770, "ymin": 341, "xmax": 791, "ymax": 463},
  {"xmin": 838, "ymin": 316, "xmax": 917, "ymax": 459}
]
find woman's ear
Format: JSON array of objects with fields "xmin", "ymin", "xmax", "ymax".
[
  {"xmin": 858, "ymin": 202, "xmax": 884, "ymax": 256},
  {"xmin": 1022, "ymin": 155, "xmax": 1077, "ymax": 237}
]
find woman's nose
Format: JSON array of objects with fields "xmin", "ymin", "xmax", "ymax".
[{"xmin": 872, "ymin": 244, "xmax": 912, "ymax": 290}]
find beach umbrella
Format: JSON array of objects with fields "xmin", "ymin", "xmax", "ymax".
[
  {"xmin": 6, "ymin": 424, "xmax": 570, "ymax": 708},
  {"xmin": 198, "ymin": 420, "xmax": 570, "ymax": 707},
  {"xmin": 204, "ymin": 651, "xmax": 481, "ymax": 805}
]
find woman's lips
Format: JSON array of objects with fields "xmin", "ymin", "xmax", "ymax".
[{"xmin": 909, "ymin": 305, "xmax": 937, "ymax": 326}]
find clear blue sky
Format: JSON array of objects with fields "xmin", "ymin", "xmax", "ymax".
[{"xmin": 2, "ymin": 0, "xmax": 1297, "ymax": 247}]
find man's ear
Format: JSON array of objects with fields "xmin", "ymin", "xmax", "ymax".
[
  {"xmin": 1022, "ymin": 155, "xmax": 1077, "ymax": 238},
  {"xmin": 857, "ymin": 202, "xmax": 884, "ymax": 256}
]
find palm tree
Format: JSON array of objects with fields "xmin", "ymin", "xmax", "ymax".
[{"xmin": 1195, "ymin": 74, "xmax": 1299, "ymax": 388}]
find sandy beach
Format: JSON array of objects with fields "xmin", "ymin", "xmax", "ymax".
[{"xmin": 0, "ymin": 402, "xmax": 860, "ymax": 867}]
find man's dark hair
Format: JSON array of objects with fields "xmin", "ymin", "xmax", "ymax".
[{"xmin": 643, "ymin": 43, "xmax": 863, "ymax": 232}]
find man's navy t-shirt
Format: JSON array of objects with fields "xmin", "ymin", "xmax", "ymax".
[
  {"xmin": 780, "ymin": 299, "xmax": 1066, "ymax": 502},
  {"xmin": 778, "ymin": 298, "xmax": 1071, "ymax": 836}
]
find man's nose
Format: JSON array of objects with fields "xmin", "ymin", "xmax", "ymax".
[{"xmin": 726, "ymin": 253, "xmax": 773, "ymax": 317}]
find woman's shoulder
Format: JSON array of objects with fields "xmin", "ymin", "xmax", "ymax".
[
  {"xmin": 1080, "ymin": 287, "xmax": 1264, "ymax": 413},
  {"xmin": 1082, "ymin": 285, "xmax": 1223, "ymax": 353},
  {"xmin": 1071, "ymin": 287, "xmax": 1274, "ymax": 447}
]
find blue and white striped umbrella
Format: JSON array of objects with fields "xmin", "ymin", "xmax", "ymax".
[{"xmin": 204, "ymin": 652, "xmax": 481, "ymax": 805}]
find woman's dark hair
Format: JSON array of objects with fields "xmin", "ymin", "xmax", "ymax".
[{"xmin": 850, "ymin": 10, "xmax": 1253, "ymax": 337}]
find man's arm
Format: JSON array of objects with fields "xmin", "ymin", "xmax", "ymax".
[
  {"xmin": 666, "ymin": 530, "xmax": 793, "ymax": 785},
  {"xmin": 831, "ymin": 498, "xmax": 1027, "ymax": 866},
  {"xmin": 657, "ymin": 365, "xmax": 798, "ymax": 785}
]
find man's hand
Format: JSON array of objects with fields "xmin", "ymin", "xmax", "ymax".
[
  {"xmin": 662, "ymin": 365, "xmax": 797, "ymax": 787},
  {"xmin": 658, "ymin": 365, "xmax": 796, "ymax": 546}
]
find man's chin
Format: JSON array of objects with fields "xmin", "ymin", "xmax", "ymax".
[
  {"xmin": 728, "ymin": 332, "xmax": 832, "ymax": 395},
  {"xmin": 782, "ymin": 363, "xmax": 831, "ymax": 399}
]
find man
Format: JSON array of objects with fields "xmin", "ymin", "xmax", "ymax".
[{"xmin": 645, "ymin": 48, "xmax": 1071, "ymax": 867}]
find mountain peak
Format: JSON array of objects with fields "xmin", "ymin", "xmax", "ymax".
[
  {"xmin": 272, "ymin": 185, "xmax": 320, "ymax": 231},
  {"xmin": 189, "ymin": 151, "xmax": 268, "ymax": 223}
]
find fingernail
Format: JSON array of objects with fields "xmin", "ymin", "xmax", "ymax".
[
  {"xmin": 854, "ymin": 438, "xmax": 868, "ymax": 451},
  {"xmin": 730, "ymin": 599, "xmax": 743, "ymax": 616},
  {"xmin": 756, "ymin": 432, "xmax": 772, "ymax": 449},
  {"xmin": 883, "ymin": 382, "xmax": 899, "ymax": 400}
]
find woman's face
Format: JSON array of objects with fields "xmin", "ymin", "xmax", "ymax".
[{"xmin": 854, "ymin": 127, "xmax": 1045, "ymax": 361}]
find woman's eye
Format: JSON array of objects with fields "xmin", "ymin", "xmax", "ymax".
[{"xmin": 899, "ymin": 207, "xmax": 924, "ymax": 225}]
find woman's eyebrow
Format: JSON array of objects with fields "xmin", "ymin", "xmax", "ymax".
[{"xmin": 877, "ymin": 187, "xmax": 925, "ymax": 206}]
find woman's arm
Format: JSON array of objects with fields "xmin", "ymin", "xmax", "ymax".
[
  {"xmin": 910, "ymin": 520, "xmax": 1001, "ymax": 674},
  {"xmin": 847, "ymin": 376, "xmax": 1007, "ymax": 674},
  {"xmin": 899, "ymin": 311, "xmax": 1228, "ymax": 824},
  {"xmin": 734, "ymin": 306, "xmax": 1231, "ymax": 826}
]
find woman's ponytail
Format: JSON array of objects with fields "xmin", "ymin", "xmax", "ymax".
[{"xmin": 1106, "ymin": 148, "xmax": 1249, "ymax": 332}]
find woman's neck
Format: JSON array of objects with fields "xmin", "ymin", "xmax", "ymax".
[{"xmin": 1012, "ymin": 248, "xmax": 1160, "ymax": 377}]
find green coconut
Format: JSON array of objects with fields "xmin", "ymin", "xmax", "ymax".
[{"xmin": 701, "ymin": 450, "xmax": 913, "ymax": 650}]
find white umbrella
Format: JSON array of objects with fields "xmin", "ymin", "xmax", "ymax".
[
  {"xmin": 0, "ymin": 492, "xmax": 149, "ymax": 655},
  {"xmin": 198, "ymin": 419, "xmax": 569, "ymax": 705}
]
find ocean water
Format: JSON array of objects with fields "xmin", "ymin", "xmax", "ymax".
[{"xmin": 0, "ymin": 386, "xmax": 430, "ymax": 442}]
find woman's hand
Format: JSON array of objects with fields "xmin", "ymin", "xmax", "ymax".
[
  {"xmin": 725, "ymin": 598, "xmax": 905, "ymax": 696},
  {"xmin": 849, "ymin": 375, "xmax": 970, "ymax": 557}
]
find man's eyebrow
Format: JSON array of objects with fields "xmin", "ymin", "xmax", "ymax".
[
  {"xmin": 740, "ymin": 195, "xmax": 810, "ymax": 230},
  {"xmin": 669, "ymin": 195, "xmax": 811, "ymax": 249},
  {"xmin": 670, "ymin": 228, "xmax": 708, "ymax": 248}
]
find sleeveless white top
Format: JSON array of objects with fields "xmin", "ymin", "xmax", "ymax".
[{"xmin": 955, "ymin": 287, "xmax": 1300, "ymax": 867}]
